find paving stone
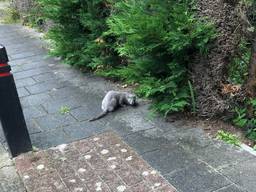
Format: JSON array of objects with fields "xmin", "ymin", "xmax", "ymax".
[
  {"xmin": 35, "ymin": 113, "xmax": 76, "ymax": 132},
  {"xmin": 142, "ymin": 147, "xmax": 197, "ymax": 175},
  {"xmin": 33, "ymin": 72, "xmax": 58, "ymax": 82},
  {"xmin": 163, "ymin": 127, "xmax": 214, "ymax": 150},
  {"xmin": 41, "ymin": 97, "xmax": 81, "ymax": 114},
  {"xmin": 15, "ymin": 77, "xmax": 37, "ymax": 88},
  {"xmin": 15, "ymin": 131, "xmax": 176, "ymax": 192},
  {"xmin": 115, "ymin": 162, "xmax": 143, "ymax": 186},
  {"xmin": 123, "ymin": 130, "xmax": 171, "ymax": 154},
  {"xmin": 13, "ymin": 61, "xmax": 48, "ymax": 73},
  {"xmin": 117, "ymin": 107, "xmax": 155, "ymax": 132},
  {"xmin": 14, "ymin": 67, "xmax": 51, "ymax": 80},
  {"xmin": 0, "ymin": 166, "xmax": 26, "ymax": 192},
  {"xmin": 219, "ymin": 159, "xmax": 256, "ymax": 192},
  {"xmin": 20, "ymin": 92, "xmax": 52, "ymax": 107},
  {"xmin": 84, "ymin": 175, "xmax": 111, "ymax": 192},
  {"xmin": 63, "ymin": 121, "xmax": 110, "ymax": 141},
  {"xmin": 0, "ymin": 140, "xmax": 25, "ymax": 192},
  {"xmin": 109, "ymin": 120, "xmax": 134, "ymax": 136},
  {"xmin": 25, "ymin": 119, "xmax": 42, "ymax": 134},
  {"xmin": 62, "ymin": 175, "xmax": 88, "ymax": 192},
  {"xmin": 191, "ymin": 141, "xmax": 254, "ymax": 169},
  {"xmin": 128, "ymin": 181, "xmax": 152, "ymax": 192},
  {"xmin": 11, "ymin": 55, "xmax": 51, "ymax": 67},
  {"xmin": 30, "ymin": 129, "xmax": 72, "ymax": 149},
  {"xmin": 49, "ymin": 86, "xmax": 85, "ymax": 100},
  {"xmin": 0, "ymin": 143, "xmax": 13, "ymax": 168},
  {"xmin": 213, "ymin": 184, "xmax": 246, "ymax": 192},
  {"xmin": 23, "ymin": 105, "xmax": 47, "ymax": 120},
  {"xmin": 26, "ymin": 80, "xmax": 67, "ymax": 94},
  {"xmin": 70, "ymin": 104, "xmax": 102, "ymax": 121},
  {"xmin": 165, "ymin": 162, "xmax": 232, "ymax": 192},
  {"xmin": 17, "ymin": 87, "xmax": 30, "ymax": 97},
  {"xmin": 10, "ymin": 51, "xmax": 45, "ymax": 61}
]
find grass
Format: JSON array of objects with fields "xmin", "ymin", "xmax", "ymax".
[
  {"xmin": 216, "ymin": 130, "xmax": 241, "ymax": 147},
  {"xmin": 59, "ymin": 106, "xmax": 71, "ymax": 115}
]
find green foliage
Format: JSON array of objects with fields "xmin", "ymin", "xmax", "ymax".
[
  {"xmin": 232, "ymin": 99, "xmax": 256, "ymax": 142},
  {"xmin": 38, "ymin": 0, "xmax": 119, "ymax": 68},
  {"xmin": 216, "ymin": 130, "xmax": 241, "ymax": 147},
  {"xmin": 23, "ymin": 1, "xmax": 44, "ymax": 30},
  {"xmin": 102, "ymin": 0, "xmax": 215, "ymax": 114},
  {"xmin": 228, "ymin": 40, "xmax": 251, "ymax": 84},
  {"xmin": 1, "ymin": 7, "xmax": 20, "ymax": 23},
  {"xmin": 59, "ymin": 106, "xmax": 71, "ymax": 115},
  {"xmin": 38, "ymin": 0, "xmax": 216, "ymax": 115}
]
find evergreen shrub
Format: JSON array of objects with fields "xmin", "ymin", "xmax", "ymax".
[{"xmin": 38, "ymin": 0, "xmax": 216, "ymax": 115}]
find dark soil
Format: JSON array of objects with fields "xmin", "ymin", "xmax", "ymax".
[
  {"xmin": 192, "ymin": 0, "xmax": 246, "ymax": 117},
  {"xmin": 166, "ymin": 113, "xmax": 256, "ymax": 147}
]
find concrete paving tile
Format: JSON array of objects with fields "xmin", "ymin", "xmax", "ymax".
[
  {"xmin": 41, "ymin": 97, "xmax": 81, "ymax": 114},
  {"xmin": 0, "ymin": 166, "xmax": 26, "ymax": 192},
  {"xmin": 70, "ymin": 104, "xmax": 102, "ymax": 121},
  {"xmin": 142, "ymin": 146, "xmax": 197, "ymax": 175},
  {"xmin": 191, "ymin": 141, "xmax": 254, "ymax": 169},
  {"xmin": 123, "ymin": 130, "xmax": 171, "ymax": 154},
  {"xmin": 213, "ymin": 184, "xmax": 246, "ymax": 192},
  {"xmin": 26, "ymin": 80, "xmax": 66, "ymax": 94},
  {"xmin": 63, "ymin": 121, "xmax": 110, "ymax": 141},
  {"xmin": 26, "ymin": 119, "xmax": 42, "ymax": 134},
  {"xmin": 219, "ymin": 159, "xmax": 256, "ymax": 192},
  {"xmin": 32, "ymin": 72, "xmax": 58, "ymax": 82},
  {"xmin": 23, "ymin": 105, "xmax": 47, "ymax": 120},
  {"xmin": 13, "ymin": 67, "xmax": 51, "ymax": 80},
  {"xmin": 20, "ymin": 92, "xmax": 52, "ymax": 107},
  {"xmin": 17, "ymin": 87, "xmax": 30, "ymax": 97},
  {"xmin": 15, "ymin": 77, "xmax": 37, "ymax": 88},
  {"xmin": 35, "ymin": 113, "xmax": 76, "ymax": 131},
  {"xmin": 165, "ymin": 161, "xmax": 232, "ymax": 192},
  {"xmin": 30, "ymin": 129, "xmax": 72, "ymax": 149}
]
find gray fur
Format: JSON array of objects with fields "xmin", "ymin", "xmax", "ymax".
[{"xmin": 89, "ymin": 91, "xmax": 137, "ymax": 122}]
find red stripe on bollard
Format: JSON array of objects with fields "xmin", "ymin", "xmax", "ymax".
[
  {"xmin": 0, "ymin": 72, "xmax": 11, "ymax": 77},
  {"xmin": 0, "ymin": 63, "xmax": 8, "ymax": 67}
]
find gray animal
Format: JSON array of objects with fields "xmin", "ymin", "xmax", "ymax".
[{"xmin": 89, "ymin": 91, "xmax": 137, "ymax": 122}]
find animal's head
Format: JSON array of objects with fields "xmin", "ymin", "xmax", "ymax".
[{"xmin": 126, "ymin": 93, "xmax": 136, "ymax": 105}]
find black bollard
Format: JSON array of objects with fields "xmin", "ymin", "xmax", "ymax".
[{"xmin": 0, "ymin": 44, "xmax": 32, "ymax": 157}]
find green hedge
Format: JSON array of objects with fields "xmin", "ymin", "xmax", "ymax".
[{"xmin": 38, "ymin": 0, "xmax": 216, "ymax": 115}]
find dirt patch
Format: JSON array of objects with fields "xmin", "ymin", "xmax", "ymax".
[
  {"xmin": 192, "ymin": 0, "xmax": 246, "ymax": 117},
  {"xmin": 166, "ymin": 113, "xmax": 256, "ymax": 147}
]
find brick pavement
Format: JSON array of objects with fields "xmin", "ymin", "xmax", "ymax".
[{"xmin": 15, "ymin": 132, "xmax": 176, "ymax": 192}]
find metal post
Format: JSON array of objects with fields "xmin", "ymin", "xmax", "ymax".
[{"xmin": 0, "ymin": 44, "xmax": 32, "ymax": 157}]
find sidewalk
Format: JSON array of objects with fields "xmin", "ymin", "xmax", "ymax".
[
  {"xmin": 0, "ymin": 23, "xmax": 255, "ymax": 192},
  {"xmin": 0, "ymin": 138, "xmax": 25, "ymax": 192}
]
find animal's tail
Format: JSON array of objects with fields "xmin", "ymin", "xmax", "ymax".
[{"xmin": 88, "ymin": 111, "xmax": 108, "ymax": 122}]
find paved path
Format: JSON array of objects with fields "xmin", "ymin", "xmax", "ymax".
[
  {"xmin": 0, "ymin": 142, "xmax": 26, "ymax": 192},
  {"xmin": 0, "ymin": 24, "xmax": 256, "ymax": 192}
]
